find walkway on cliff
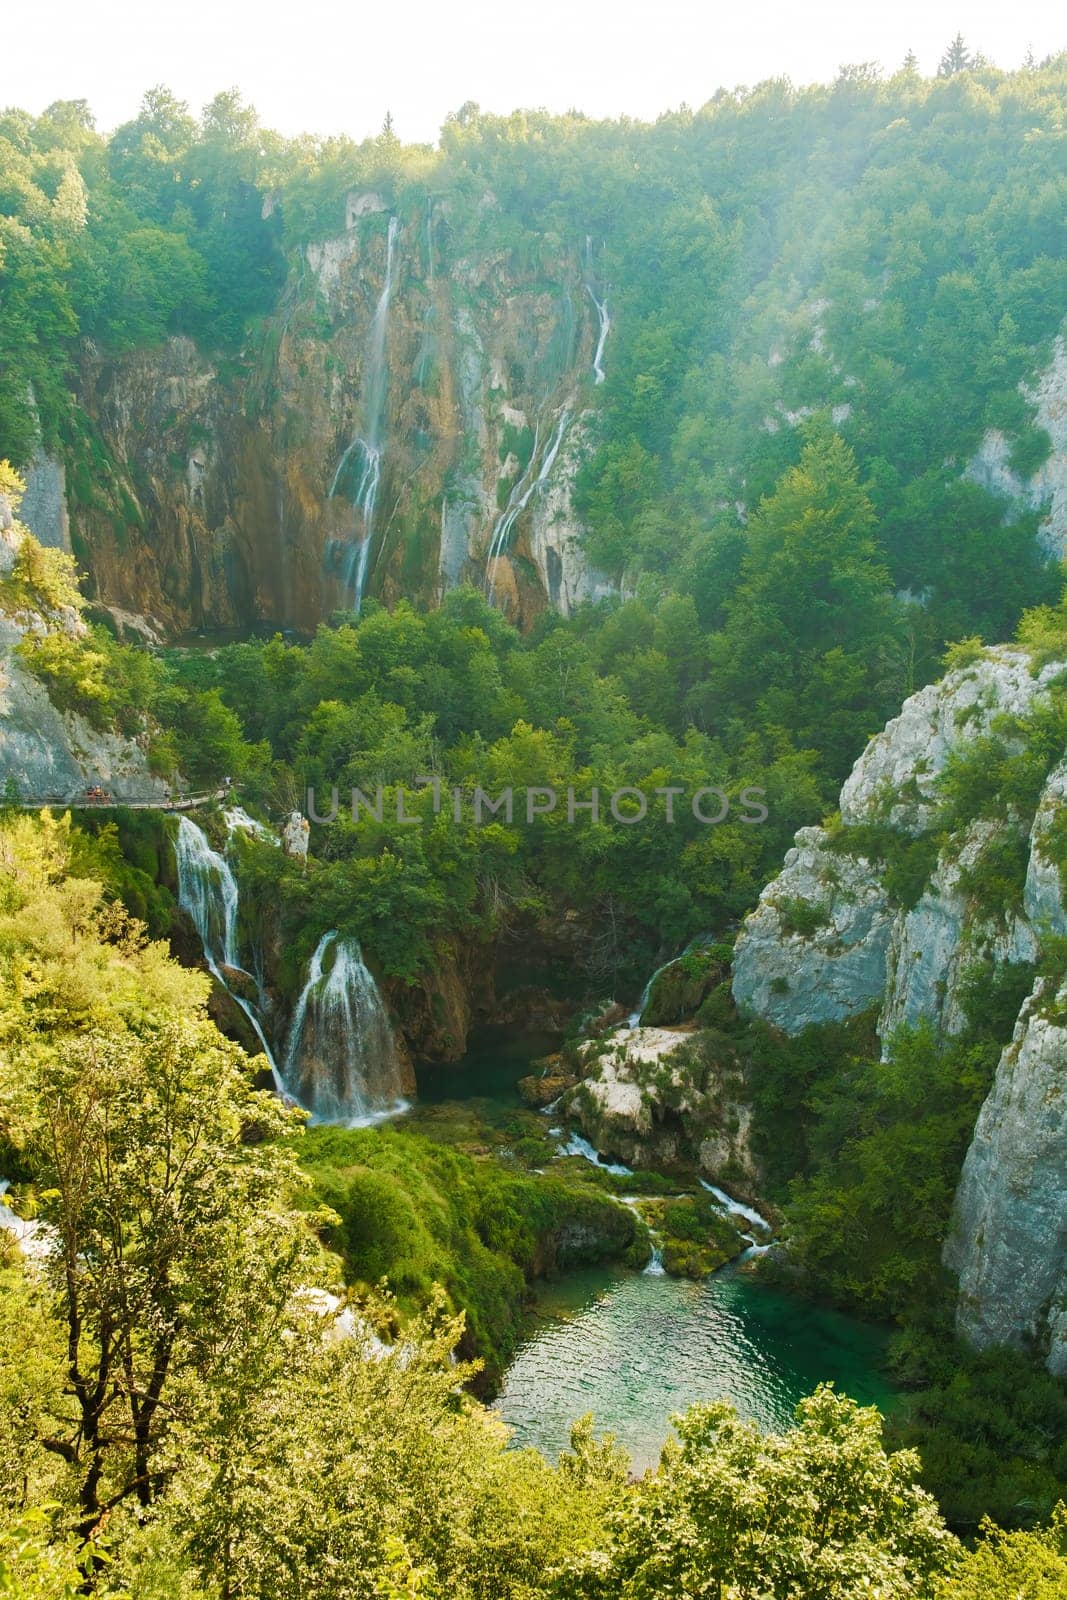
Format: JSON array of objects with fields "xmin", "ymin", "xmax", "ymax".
[{"xmin": 5, "ymin": 789, "xmax": 229, "ymax": 812}]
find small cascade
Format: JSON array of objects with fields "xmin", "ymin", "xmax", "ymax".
[
  {"xmin": 416, "ymin": 199, "xmax": 437, "ymax": 388},
  {"xmin": 584, "ymin": 236, "xmax": 611, "ymax": 385},
  {"xmin": 627, "ymin": 963, "xmax": 665, "ymax": 1028},
  {"xmin": 283, "ymin": 932, "xmax": 408, "ymax": 1125},
  {"xmin": 224, "ymin": 806, "xmax": 278, "ymax": 845},
  {"xmin": 424, "ymin": 195, "xmax": 435, "ymax": 290},
  {"xmin": 486, "ymin": 406, "xmax": 573, "ymax": 602},
  {"xmin": 628, "ymin": 933, "xmax": 716, "ymax": 1027},
  {"xmin": 698, "ymin": 1178, "xmax": 774, "ymax": 1237},
  {"xmin": 328, "ymin": 215, "xmax": 401, "ymax": 613},
  {"xmin": 644, "ymin": 1241, "xmax": 666, "ymax": 1276},
  {"xmin": 555, "ymin": 1129, "xmax": 632, "ymax": 1177},
  {"xmin": 618, "ymin": 1195, "xmax": 666, "ymax": 1275},
  {"xmin": 174, "ymin": 817, "xmax": 282, "ymax": 1089},
  {"xmin": 0, "ymin": 1179, "xmax": 51, "ymax": 1263}
]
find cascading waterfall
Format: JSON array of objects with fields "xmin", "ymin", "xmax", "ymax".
[
  {"xmin": 327, "ymin": 215, "xmax": 401, "ymax": 612},
  {"xmin": 698, "ymin": 1178, "xmax": 774, "ymax": 1237},
  {"xmin": 584, "ymin": 236, "xmax": 611, "ymax": 385},
  {"xmin": 176, "ymin": 821, "xmax": 407, "ymax": 1124},
  {"xmin": 628, "ymin": 933, "xmax": 717, "ymax": 1027},
  {"xmin": 224, "ymin": 806, "xmax": 277, "ymax": 845},
  {"xmin": 175, "ymin": 816, "xmax": 284, "ymax": 1089},
  {"xmin": 619, "ymin": 1196, "xmax": 666, "ymax": 1275},
  {"xmin": 415, "ymin": 198, "xmax": 437, "ymax": 388},
  {"xmin": 176, "ymin": 815, "xmax": 240, "ymax": 970},
  {"xmin": 627, "ymin": 963, "xmax": 663, "ymax": 1028},
  {"xmin": 424, "ymin": 195, "xmax": 435, "ymax": 291},
  {"xmin": 283, "ymin": 932, "xmax": 407, "ymax": 1125},
  {"xmin": 486, "ymin": 407, "xmax": 573, "ymax": 602}
]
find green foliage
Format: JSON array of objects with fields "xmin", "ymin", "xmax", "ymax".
[
  {"xmin": 554, "ymin": 1386, "xmax": 957, "ymax": 1598},
  {"xmin": 180, "ymin": 590, "xmax": 822, "ymax": 987},
  {"xmin": 890, "ymin": 1340, "xmax": 1067, "ymax": 1534},
  {"xmin": 783, "ymin": 1023, "xmax": 1002, "ymax": 1322},
  {"xmin": 645, "ymin": 1193, "xmax": 744, "ymax": 1278},
  {"xmin": 774, "ymin": 895, "xmax": 831, "ymax": 936},
  {"xmin": 295, "ymin": 1123, "xmax": 638, "ymax": 1382},
  {"xmin": 937, "ymin": 1505, "xmax": 1067, "ymax": 1597}
]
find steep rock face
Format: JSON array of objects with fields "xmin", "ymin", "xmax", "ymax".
[
  {"xmin": 56, "ymin": 211, "xmax": 614, "ymax": 635},
  {"xmin": 968, "ymin": 335, "xmax": 1067, "ymax": 559},
  {"xmin": 0, "ymin": 621, "xmax": 166, "ymax": 803},
  {"xmin": 0, "ymin": 506, "xmax": 167, "ymax": 803},
  {"xmin": 879, "ymin": 821, "xmax": 1039, "ymax": 1039},
  {"xmin": 732, "ymin": 649, "xmax": 1065, "ymax": 1039},
  {"xmin": 728, "ymin": 826, "xmax": 894, "ymax": 1032},
  {"xmin": 18, "ymin": 451, "xmax": 71, "ymax": 553},
  {"xmin": 732, "ymin": 644, "xmax": 1067, "ymax": 1371},
  {"xmin": 944, "ymin": 978, "xmax": 1067, "ymax": 1375},
  {"xmin": 570, "ymin": 1025, "xmax": 760, "ymax": 1191}
]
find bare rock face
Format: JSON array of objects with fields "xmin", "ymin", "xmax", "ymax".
[
  {"xmin": 282, "ymin": 811, "xmax": 310, "ymax": 858},
  {"xmin": 0, "ymin": 619, "xmax": 168, "ymax": 803},
  {"xmin": 879, "ymin": 821, "xmax": 1039, "ymax": 1040},
  {"xmin": 967, "ymin": 334, "xmax": 1067, "ymax": 560},
  {"xmin": 729, "ymin": 826, "xmax": 894, "ymax": 1031},
  {"xmin": 733, "ymin": 649, "xmax": 1065, "ymax": 1041},
  {"xmin": 17, "ymin": 452, "xmax": 71, "ymax": 553},
  {"xmin": 732, "ymin": 643, "xmax": 1067, "ymax": 1372},
  {"xmin": 571, "ymin": 1026, "xmax": 759, "ymax": 1187},
  {"xmin": 62, "ymin": 218, "xmax": 615, "ymax": 637},
  {"xmin": 944, "ymin": 978, "xmax": 1067, "ymax": 1375}
]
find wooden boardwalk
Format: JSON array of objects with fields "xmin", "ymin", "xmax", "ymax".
[{"xmin": 5, "ymin": 789, "xmax": 228, "ymax": 812}]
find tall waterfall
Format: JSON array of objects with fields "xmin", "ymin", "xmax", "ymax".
[
  {"xmin": 415, "ymin": 198, "xmax": 437, "ymax": 389},
  {"xmin": 174, "ymin": 817, "xmax": 283, "ymax": 1088},
  {"xmin": 175, "ymin": 820, "xmax": 407, "ymax": 1124},
  {"xmin": 486, "ymin": 406, "xmax": 573, "ymax": 602},
  {"xmin": 327, "ymin": 215, "xmax": 401, "ymax": 613},
  {"xmin": 584, "ymin": 236, "xmax": 611, "ymax": 385},
  {"xmin": 283, "ymin": 932, "xmax": 407, "ymax": 1125}
]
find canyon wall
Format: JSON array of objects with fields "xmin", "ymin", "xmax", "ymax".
[
  {"xmin": 30, "ymin": 203, "xmax": 614, "ymax": 637},
  {"xmin": 731, "ymin": 646, "xmax": 1067, "ymax": 1371}
]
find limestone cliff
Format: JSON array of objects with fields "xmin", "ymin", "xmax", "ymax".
[
  {"xmin": 731, "ymin": 645, "xmax": 1067, "ymax": 1370},
  {"xmin": 569, "ymin": 1023, "xmax": 761, "ymax": 1195},
  {"xmin": 944, "ymin": 977, "xmax": 1067, "ymax": 1376},
  {"xmin": 968, "ymin": 335, "xmax": 1067, "ymax": 560},
  {"xmin": 26, "ymin": 205, "xmax": 614, "ymax": 636},
  {"xmin": 0, "ymin": 486, "xmax": 168, "ymax": 803},
  {"xmin": 731, "ymin": 649, "xmax": 1066, "ymax": 1039}
]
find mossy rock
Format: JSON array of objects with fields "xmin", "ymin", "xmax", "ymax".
[
  {"xmin": 640, "ymin": 1193, "xmax": 745, "ymax": 1280},
  {"xmin": 641, "ymin": 948, "xmax": 728, "ymax": 1026}
]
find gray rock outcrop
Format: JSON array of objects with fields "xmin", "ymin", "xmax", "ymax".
[
  {"xmin": 732, "ymin": 643, "xmax": 1067, "ymax": 1371},
  {"xmin": 944, "ymin": 978, "xmax": 1067, "ymax": 1374},
  {"xmin": 0, "ymin": 617, "xmax": 168, "ymax": 803},
  {"xmin": 733, "ymin": 648, "xmax": 1065, "ymax": 1040}
]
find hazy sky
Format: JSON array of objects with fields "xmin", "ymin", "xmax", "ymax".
[{"xmin": 13, "ymin": 0, "xmax": 1065, "ymax": 145}]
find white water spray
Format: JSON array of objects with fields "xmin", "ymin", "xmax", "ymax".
[
  {"xmin": 698, "ymin": 1179, "xmax": 773, "ymax": 1236},
  {"xmin": 283, "ymin": 931, "xmax": 408, "ymax": 1125},
  {"xmin": 556, "ymin": 1130, "xmax": 632, "ymax": 1177},
  {"xmin": 327, "ymin": 215, "xmax": 401, "ymax": 612},
  {"xmin": 584, "ymin": 236, "xmax": 611, "ymax": 385},
  {"xmin": 175, "ymin": 817, "xmax": 283, "ymax": 1089},
  {"xmin": 486, "ymin": 407, "xmax": 573, "ymax": 601},
  {"xmin": 224, "ymin": 807, "xmax": 278, "ymax": 845}
]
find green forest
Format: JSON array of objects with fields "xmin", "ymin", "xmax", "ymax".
[{"xmin": 2, "ymin": 37, "xmax": 1067, "ymax": 1600}]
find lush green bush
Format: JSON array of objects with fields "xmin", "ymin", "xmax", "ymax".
[{"xmin": 294, "ymin": 1123, "xmax": 639, "ymax": 1383}]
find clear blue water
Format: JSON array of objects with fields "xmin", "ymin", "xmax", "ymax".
[{"xmin": 495, "ymin": 1261, "xmax": 898, "ymax": 1473}]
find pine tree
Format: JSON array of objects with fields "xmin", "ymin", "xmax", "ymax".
[{"xmin": 938, "ymin": 33, "xmax": 973, "ymax": 77}]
